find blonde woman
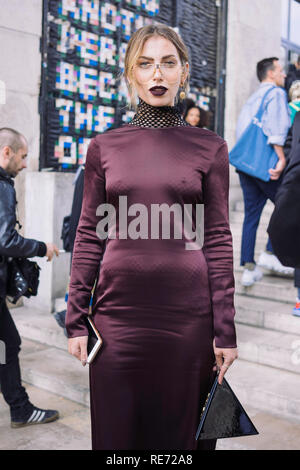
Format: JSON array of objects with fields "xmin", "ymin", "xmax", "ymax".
[
  {"xmin": 66, "ymin": 24, "xmax": 238, "ymax": 451},
  {"xmin": 289, "ymin": 80, "xmax": 300, "ymax": 124}
]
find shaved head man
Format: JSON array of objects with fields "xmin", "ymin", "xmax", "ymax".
[
  {"xmin": 0, "ymin": 127, "xmax": 60, "ymax": 428},
  {"xmin": 0, "ymin": 128, "xmax": 28, "ymax": 177}
]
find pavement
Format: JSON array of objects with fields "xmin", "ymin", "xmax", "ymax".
[
  {"xmin": 1, "ymin": 370, "xmax": 300, "ymax": 450},
  {"xmin": 1, "ymin": 195, "xmax": 300, "ymax": 451},
  {"xmin": 0, "ymin": 384, "xmax": 91, "ymax": 450}
]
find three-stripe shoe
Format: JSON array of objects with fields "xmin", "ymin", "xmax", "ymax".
[{"xmin": 11, "ymin": 406, "xmax": 59, "ymax": 428}]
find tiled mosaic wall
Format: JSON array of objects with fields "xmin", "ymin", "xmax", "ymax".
[{"xmin": 40, "ymin": 0, "xmax": 218, "ymax": 169}]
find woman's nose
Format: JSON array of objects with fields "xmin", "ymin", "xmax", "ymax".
[{"xmin": 153, "ymin": 64, "xmax": 163, "ymax": 77}]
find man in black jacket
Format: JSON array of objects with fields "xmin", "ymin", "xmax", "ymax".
[
  {"xmin": 0, "ymin": 127, "xmax": 60, "ymax": 428},
  {"xmin": 268, "ymin": 112, "xmax": 300, "ymax": 313},
  {"xmin": 268, "ymin": 112, "xmax": 300, "ymax": 265}
]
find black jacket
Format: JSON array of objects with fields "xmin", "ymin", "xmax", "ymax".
[
  {"xmin": 267, "ymin": 112, "xmax": 300, "ymax": 267},
  {"xmin": 0, "ymin": 167, "xmax": 46, "ymax": 298},
  {"xmin": 285, "ymin": 64, "xmax": 300, "ymax": 95}
]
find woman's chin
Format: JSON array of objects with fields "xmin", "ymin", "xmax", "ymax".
[{"xmin": 141, "ymin": 91, "xmax": 174, "ymax": 107}]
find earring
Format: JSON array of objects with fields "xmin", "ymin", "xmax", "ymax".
[{"xmin": 179, "ymin": 84, "xmax": 186, "ymax": 101}]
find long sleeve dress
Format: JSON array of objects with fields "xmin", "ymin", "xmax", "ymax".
[{"xmin": 66, "ymin": 118, "xmax": 237, "ymax": 450}]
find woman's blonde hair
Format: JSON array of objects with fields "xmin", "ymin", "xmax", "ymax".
[
  {"xmin": 289, "ymin": 80, "xmax": 300, "ymax": 102},
  {"xmin": 120, "ymin": 24, "xmax": 190, "ymax": 111}
]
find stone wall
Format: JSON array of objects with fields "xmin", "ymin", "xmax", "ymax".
[
  {"xmin": 0, "ymin": 0, "xmax": 74, "ymax": 312},
  {"xmin": 225, "ymin": 0, "xmax": 282, "ymax": 208},
  {"xmin": 0, "ymin": 0, "xmax": 43, "ymax": 228}
]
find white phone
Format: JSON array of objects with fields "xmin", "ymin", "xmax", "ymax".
[{"xmin": 85, "ymin": 315, "xmax": 103, "ymax": 364}]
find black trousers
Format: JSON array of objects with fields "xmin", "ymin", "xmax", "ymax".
[{"xmin": 0, "ymin": 298, "xmax": 31, "ymax": 420}]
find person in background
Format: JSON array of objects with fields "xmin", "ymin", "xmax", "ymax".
[
  {"xmin": 235, "ymin": 57, "xmax": 293, "ymax": 287},
  {"xmin": 286, "ymin": 99, "xmax": 300, "ymax": 316},
  {"xmin": 288, "ymin": 80, "xmax": 300, "ymax": 125},
  {"xmin": 267, "ymin": 112, "xmax": 300, "ymax": 317},
  {"xmin": 282, "ymin": 81, "xmax": 300, "ymax": 169},
  {"xmin": 285, "ymin": 55, "xmax": 300, "ymax": 95},
  {"xmin": 183, "ymin": 105, "xmax": 211, "ymax": 129},
  {"xmin": 178, "ymin": 97, "xmax": 195, "ymax": 118},
  {"xmin": 0, "ymin": 127, "xmax": 59, "ymax": 428}
]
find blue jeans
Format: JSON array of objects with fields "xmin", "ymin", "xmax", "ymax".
[{"xmin": 237, "ymin": 170, "xmax": 283, "ymax": 266}]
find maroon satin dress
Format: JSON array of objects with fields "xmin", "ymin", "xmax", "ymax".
[{"xmin": 66, "ymin": 123, "xmax": 237, "ymax": 450}]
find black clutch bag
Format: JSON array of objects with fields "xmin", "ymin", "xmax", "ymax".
[{"xmin": 195, "ymin": 374, "xmax": 259, "ymax": 440}]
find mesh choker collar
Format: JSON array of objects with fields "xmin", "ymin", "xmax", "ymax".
[{"xmin": 128, "ymin": 97, "xmax": 191, "ymax": 128}]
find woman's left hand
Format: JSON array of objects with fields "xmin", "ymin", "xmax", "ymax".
[{"xmin": 213, "ymin": 339, "xmax": 238, "ymax": 385}]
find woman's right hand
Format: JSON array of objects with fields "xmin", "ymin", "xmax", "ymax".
[
  {"xmin": 213, "ymin": 339, "xmax": 238, "ymax": 385},
  {"xmin": 68, "ymin": 336, "xmax": 88, "ymax": 366}
]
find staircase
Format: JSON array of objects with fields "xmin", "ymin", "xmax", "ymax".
[
  {"xmin": 227, "ymin": 199, "xmax": 300, "ymax": 424},
  {"xmin": 10, "ymin": 198, "xmax": 300, "ymax": 436},
  {"xmin": 12, "ymin": 305, "xmax": 90, "ymax": 407}
]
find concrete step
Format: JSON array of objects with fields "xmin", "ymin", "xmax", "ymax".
[
  {"xmin": 20, "ymin": 338, "xmax": 89, "ymax": 406},
  {"xmin": 234, "ymin": 270, "xmax": 296, "ymax": 304},
  {"xmin": 18, "ymin": 335, "xmax": 300, "ymax": 426},
  {"xmin": 0, "ymin": 383, "xmax": 91, "ymax": 450},
  {"xmin": 13, "ymin": 306, "xmax": 300, "ymax": 427},
  {"xmin": 11, "ymin": 306, "xmax": 89, "ymax": 406},
  {"xmin": 225, "ymin": 359, "xmax": 300, "ymax": 425},
  {"xmin": 14, "ymin": 282, "xmax": 298, "ymax": 343},
  {"xmin": 2, "ymin": 383, "xmax": 299, "ymax": 451},
  {"xmin": 236, "ymin": 322, "xmax": 300, "ymax": 374},
  {"xmin": 11, "ymin": 305, "xmax": 67, "ymax": 351},
  {"xmin": 234, "ymin": 295, "xmax": 300, "ymax": 335},
  {"xmin": 217, "ymin": 408, "xmax": 300, "ymax": 449},
  {"xmin": 3, "ymin": 348, "xmax": 300, "ymax": 449}
]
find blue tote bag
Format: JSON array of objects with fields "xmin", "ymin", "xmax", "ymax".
[{"xmin": 229, "ymin": 87, "xmax": 278, "ymax": 182}]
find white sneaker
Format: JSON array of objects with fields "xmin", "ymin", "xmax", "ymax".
[
  {"xmin": 241, "ymin": 266, "xmax": 263, "ymax": 287},
  {"xmin": 257, "ymin": 251, "xmax": 294, "ymax": 277}
]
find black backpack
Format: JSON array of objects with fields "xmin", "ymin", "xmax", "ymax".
[{"xmin": 61, "ymin": 215, "xmax": 71, "ymax": 252}]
